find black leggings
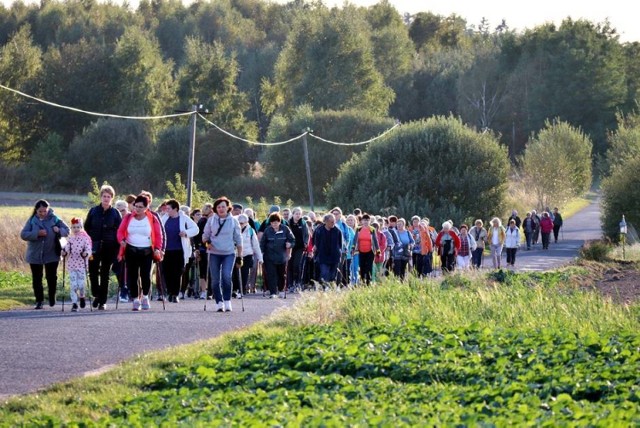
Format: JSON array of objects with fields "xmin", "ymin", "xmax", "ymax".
[
  {"xmin": 161, "ymin": 249, "xmax": 184, "ymax": 297},
  {"xmin": 359, "ymin": 251, "xmax": 375, "ymax": 284},
  {"xmin": 30, "ymin": 262, "xmax": 59, "ymax": 304},
  {"xmin": 125, "ymin": 246, "xmax": 153, "ymax": 297}
]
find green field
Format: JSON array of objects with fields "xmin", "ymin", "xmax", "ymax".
[{"xmin": 1, "ymin": 265, "xmax": 639, "ymax": 425}]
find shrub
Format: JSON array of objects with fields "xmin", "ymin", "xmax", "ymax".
[
  {"xmin": 326, "ymin": 116, "xmax": 509, "ymax": 225},
  {"xmin": 579, "ymin": 240, "xmax": 612, "ymax": 262},
  {"xmin": 601, "ymin": 155, "xmax": 640, "ymax": 241},
  {"xmin": 521, "ymin": 119, "xmax": 592, "ymax": 209},
  {"xmin": 263, "ymin": 106, "xmax": 396, "ymax": 204}
]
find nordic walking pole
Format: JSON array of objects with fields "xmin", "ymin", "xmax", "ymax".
[
  {"xmin": 204, "ymin": 253, "xmax": 210, "ymax": 311},
  {"xmin": 237, "ymin": 265, "xmax": 245, "ymax": 312},
  {"xmin": 82, "ymin": 254, "xmax": 93, "ymax": 312},
  {"xmin": 61, "ymin": 254, "xmax": 66, "ymax": 312},
  {"xmin": 155, "ymin": 261, "xmax": 166, "ymax": 311}
]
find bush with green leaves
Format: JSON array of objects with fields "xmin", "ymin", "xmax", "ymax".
[
  {"xmin": 601, "ymin": 155, "xmax": 640, "ymax": 241},
  {"xmin": 263, "ymin": 106, "xmax": 396, "ymax": 204},
  {"xmin": 521, "ymin": 119, "xmax": 592, "ymax": 209},
  {"xmin": 326, "ymin": 116, "xmax": 509, "ymax": 225}
]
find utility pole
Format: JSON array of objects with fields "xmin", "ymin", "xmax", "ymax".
[
  {"xmin": 301, "ymin": 129, "xmax": 314, "ymax": 211},
  {"xmin": 186, "ymin": 104, "xmax": 198, "ymax": 208}
]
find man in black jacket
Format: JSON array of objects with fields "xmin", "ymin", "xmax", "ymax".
[{"xmin": 84, "ymin": 185, "xmax": 121, "ymax": 310}]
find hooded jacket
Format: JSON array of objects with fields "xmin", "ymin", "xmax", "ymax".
[{"xmin": 21, "ymin": 208, "xmax": 70, "ymax": 265}]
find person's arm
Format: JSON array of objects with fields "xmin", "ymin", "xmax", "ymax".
[
  {"xmin": 20, "ymin": 218, "xmax": 39, "ymax": 241},
  {"xmin": 183, "ymin": 214, "xmax": 199, "ymax": 238}
]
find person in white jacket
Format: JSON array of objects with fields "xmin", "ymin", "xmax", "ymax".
[
  {"xmin": 456, "ymin": 224, "xmax": 477, "ymax": 269},
  {"xmin": 160, "ymin": 199, "xmax": 198, "ymax": 302},
  {"xmin": 504, "ymin": 219, "xmax": 520, "ymax": 267},
  {"xmin": 233, "ymin": 214, "xmax": 263, "ymax": 296}
]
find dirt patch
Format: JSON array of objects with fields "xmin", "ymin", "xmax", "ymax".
[{"xmin": 593, "ymin": 262, "xmax": 640, "ymax": 305}]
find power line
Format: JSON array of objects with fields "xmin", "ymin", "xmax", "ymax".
[
  {"xmin": 308, "ymin": 122, "xmax": 400, "ymax": 145},
  {"xmin": 0, "ymin": 83, "xmax": 193, "ymax": 120},
  {"xmin": 198, "ymin": 113, "xmax": 307, "ymax": 145}
]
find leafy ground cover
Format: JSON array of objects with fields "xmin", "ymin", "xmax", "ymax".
[
  {"xmin": 0, "ymin": 271, "xmax": 32, "ymax": 311},
  {"xmin": 1, "ymin": 267, "xmax": 639, "ymax": 426}
]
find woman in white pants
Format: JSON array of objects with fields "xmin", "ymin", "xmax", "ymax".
[
  {"xmin": 487, "ymin": 218, "xmax": 506, "ymax": 269},
  {"xmin": 455, "ymin": 224, "xmax": 477, "ymax": 269}
]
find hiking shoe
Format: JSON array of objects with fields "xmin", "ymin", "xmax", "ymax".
[
  {"xmin": 71, "ymin": 303, "xmax": 78, "ymax": 312},
  {"xmin": 98, "ymin": 304, "xmax": 106, "ymax": 310},
  {"xmin": 119, "ymin": 295, "xmax": 129, "ymax": 303},
  {"xmin": 132, "ymin": 298, "xmax": 141, "ymax": 311},
  {"xmin": 200, "ymin": 291, "xmax": 207, "ymax": 300},
  {"xmin": 178, "ymin": 292, "xmax": 185, "ymax": 300},
  {"xmin": 174, "ymin": 295, "xmax": 180, "ymax": 303},
  {"xmin": 79, "ymin": 297, "xmax": 86, "ymax": 308},
  {"xmin": 34, "ymin": 302, "xmax": 43, "ymax": 310},
  {"xmin": 269, "ymin": 294, "xmax": 276, "ymax": 299},
  {"xmin": 216, "ymin": 302, "xmax": 225, "ymax": 312},
  {"xmin": 92, "ymin": 299, "xmax": 99, "ymax": 308},
  {"xmin": 224, "ymin": 301, "xmax": 232, "ymax": 312},
  {"xmin": 141, "ymin": 296, "xmax": 150, "ymax": 310}
]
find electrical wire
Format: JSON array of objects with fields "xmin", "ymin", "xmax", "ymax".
[{"xmin": 0, "ymin": 83, "xmax": 193, "ymax": 120}]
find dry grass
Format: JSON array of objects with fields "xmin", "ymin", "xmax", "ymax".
[{"xmin": 0, "ymin": 207, "xmax": 87, "ymax": 272}]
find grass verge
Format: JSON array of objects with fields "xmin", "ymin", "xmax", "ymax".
[
  {"xmin": 0, "ymin": 271, "xmax": 32, "ymax": 311},
  {"xmin": 1, "ymin": 266, "xmax": 639, "ymax": 425}
]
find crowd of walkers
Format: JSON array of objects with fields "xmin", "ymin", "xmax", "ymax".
[{"xmin": 20, "ymin": 186, "xmax": 564, "ymax": 312}]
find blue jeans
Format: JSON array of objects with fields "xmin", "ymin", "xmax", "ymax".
[
  {"xmin": 209, "ymin": 254, "xmax": 235, "ymax": 303},
  {"xmin": 319, "ymin": 263, "xmax": 339, "ymax": 283}
]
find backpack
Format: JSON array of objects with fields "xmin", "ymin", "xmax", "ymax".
[{"xmin": 440, "ymin": 233, "xmax": 455, "ymax": 256}]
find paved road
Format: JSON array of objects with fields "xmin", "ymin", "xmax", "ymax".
[
  {"xmin": 0, "ymin": 199, "xmax": 603, "ymax": 399},
  {"xmin": 508, "ymin": 198, "xmax": 602, "ymax": 271},
  {"xmin": 0, "ymin": 294, "xmax": 294, "ymax": 399}
]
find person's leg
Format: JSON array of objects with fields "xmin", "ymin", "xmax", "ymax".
[
  {"xmin": 140, "ymin": 254, "xmax": 153, "ymax": 297},
  {"xmin": 240, "ymin": 256, "xmax": 252, "ymax": 294},
  {"xmin": 491, "ymin": 245, "xmax": 499, "ymax": 269},
  {"xmin": 423, "ymin": 252, "xmax": 433, "ymax": 275},
  {"xmin": 220, "ymin": 254, "xmax": 235, "ymax": 302},
  {"xmin": 265, "ymin": 262, "xmax": 278, "ymax": 295},
  {"xmin": 277, "ymin": 263, "xmax": 287, "ymax": 294},
  {"xmin": 125, "ymin": 248, "xmax": 141, "ymax": 300},
  {"xmin": 98, "ymin": 242, "xmax": 117, "ymax": 305},
  {"xmin": 553, "ymin": 225, "xmax": 560, "ymax": 243},
  {"xmin": 44, "ymin": 261, "xmax": 59, "ymax": 306},
  {"xmin": 30, "ymin": 264, "xmax": 45, "ymax": 304},
  {"xmin": 69, "ymin": 270, "xmax": 81, "ymax": 304},
  {"xmin": 525, "ymin": 232, "xmax": 532, "ymax": 249},
  {"xmin": 209, "ymin": 254, "xmax": 223, "ymax": 303},
  {"xmin": 512, "ymin": 248, "xmax": 518, "ymax": 266},
  {"xmin": 359, "ymin": 252, "xmax": 373, "ymax": 285}
]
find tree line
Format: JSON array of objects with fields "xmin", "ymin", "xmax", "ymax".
[{"xmin": 0, "ymin": 0, "xmax": 637, "ymax": 209}]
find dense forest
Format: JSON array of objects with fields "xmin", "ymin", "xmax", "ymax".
[{"xmin": 0, "ymin": 0, "xmax": 637, "ymax": 201}]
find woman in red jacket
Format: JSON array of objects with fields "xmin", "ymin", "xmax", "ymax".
[
  {"xmin": 539, "ymin": 211, "xmax": 554, "ymax": 250},
  {"xmin": 117, "ymin": 195, "xmax": 165, "ymax": 311}
]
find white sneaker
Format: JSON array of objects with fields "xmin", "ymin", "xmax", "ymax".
[
  {"xmin": 200, "ymin": 291, "xmax": 207, "ymax": 300},
  {"xmin": 119, "ymin": 296, "xmax": 129, "ymax": 303},
  {"xmin": 141, "ymin": 295, "xmax": 150, "ymax": 310},
  {"xmin": 236, "ymin": 292, "xmax": 242, "ymax": 298},
  {"xmin": 178, "ymin": 292, "xmax": 185, "ymax": 300},
  {"xmin": 132, "ymin": 298, "xmax": 141, "ymax": 311},
  {"xmin": 279, "ymin": 291, "xmax": 285, "ymax": 299},
  {"xmin": 224, "ymin": 300, "xmax": 232, "ymax": 312},
  {"xmin": 216, "ymin": 302, "xmax": 225, "ymax": 312}
]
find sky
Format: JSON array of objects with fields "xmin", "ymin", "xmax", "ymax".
[{"xmin": 317, "ymin": 0, "xmax": 639, "ymax": 42}]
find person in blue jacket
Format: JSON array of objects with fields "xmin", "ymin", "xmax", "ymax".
[{"xmin": 20, "ymin": 199, "xmax": 70, "ymax": 309}]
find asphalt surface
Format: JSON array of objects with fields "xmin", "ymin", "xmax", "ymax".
[
  {"xmin": 511, "ymin": 199, "xmax": 602, "ymax": 271},
  {"xmin": 0, "ymin": 199, "xmax": 602, "ymax": 399},
  {"xmin": 0, "ymin": 293, "xmax": 295, "ymax": 399}
]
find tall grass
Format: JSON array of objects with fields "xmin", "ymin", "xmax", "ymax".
[
  {"xmin": 273, "ymin": 268, "xmax": 638, "ymax": 335},
  {"xmin": 0, "ymin": 207, "xmax": 87, "ymax": 272}
]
